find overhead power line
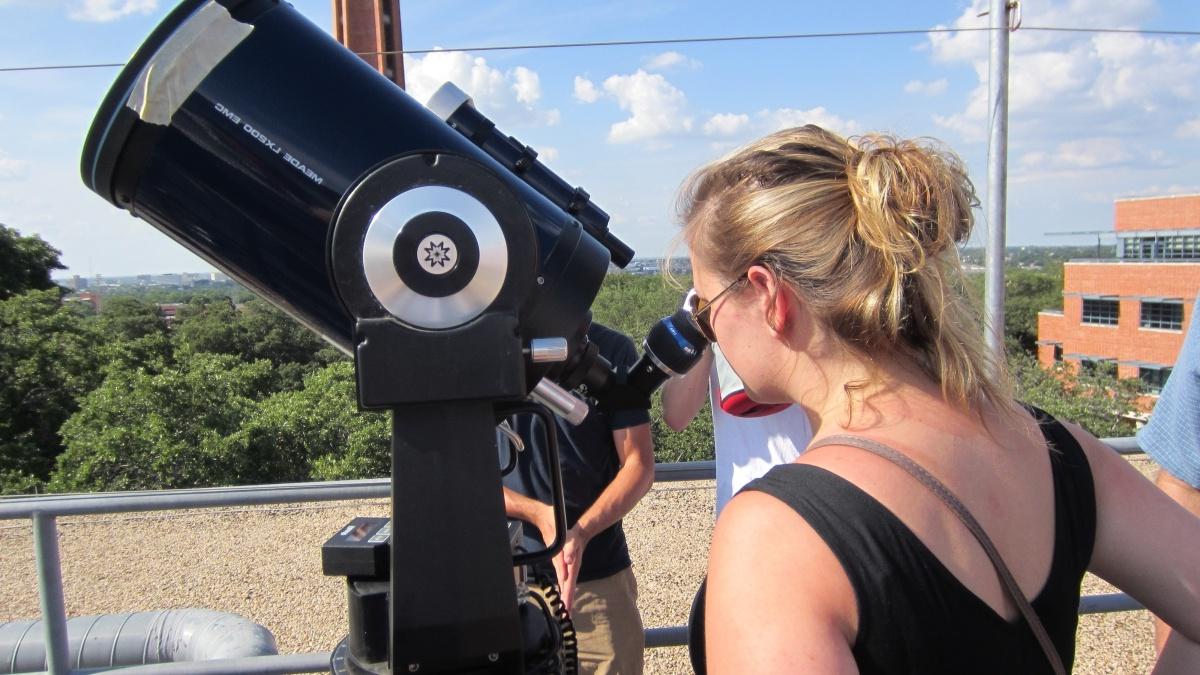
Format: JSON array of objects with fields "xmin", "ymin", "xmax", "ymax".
[{"xmin": 2, "ymin": 24, "xmax": 1199, "ymax": 73}]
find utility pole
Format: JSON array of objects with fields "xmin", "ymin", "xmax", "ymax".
[
  {"xmin": 332, "ymin": 1, "xmax": 405, "ymax": 89},
  {"xmin": 984, "ymin": 0, "xmax": 1013, "ymax": 365}
]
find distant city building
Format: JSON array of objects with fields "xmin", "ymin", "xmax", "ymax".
[
  {"xmin": 66, "ymin": 290, "xmax": 100, "ymax": 312},
  {"xmin": 70, "ymin": 274, "xmax": 88, "ymax": 290},
  {"xmin": 158, "ymin": 303, "xmax": 184, "ymax": 323},
  {"xmin": 1038, "ymin": 194, "xmax": 1200, "ymax": 397}
]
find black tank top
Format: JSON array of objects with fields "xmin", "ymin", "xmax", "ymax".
[{"xmin": 688, "ymin": 407, "xmax": 1096, "ymax": 674}]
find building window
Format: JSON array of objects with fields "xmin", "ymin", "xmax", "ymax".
[
  {"xmin": 1081, "ymin": 358, "xmax": 1117, "ymax": 378},
  {"xmin": 1140, "ymin": 301, "xmax": 1184, "ymax": 330},
  {"xmin": 1053, "ymin": 344, "xmax": 1063, "ymax": 362},
  {"xmin": 1139, "ymin": 367, "xmax": 1173, "ymax": 394},
  {"xmin": 1120, "ymin": 234, "xmax": 1200, "ymax": 261},
  {"xmin": 1081, "ymin": 298, "xmax": 1119, "ymax": 326}
]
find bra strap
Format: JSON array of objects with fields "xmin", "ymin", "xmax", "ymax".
[{"xmin": 808, "ymin": 434, "xmax": 1067, "ymax": 675}]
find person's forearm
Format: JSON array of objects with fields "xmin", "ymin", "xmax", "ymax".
[
  {"xmin": 503, "ymin": 486, "xmax": 549, "ymax": 525},
  {"xmin": 575, "ymin": 453, "xmax": 654, "ymax": 537},
  {"xmin": 662, "ymin": 347, "xmax": 713, "ymax": 431}
]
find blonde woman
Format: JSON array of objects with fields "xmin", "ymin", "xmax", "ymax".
[{"xmin": 681, "ymin": 125, "xmax": 1200, "ymax": 673}]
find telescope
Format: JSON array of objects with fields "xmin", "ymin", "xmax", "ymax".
[{"xmin": 81, "ymin": 1, "xmax": 709, "ymax": 673}]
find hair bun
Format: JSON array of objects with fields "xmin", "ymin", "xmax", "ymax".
[{"xmin": 846, "ymin": 135, "xmax": 976, "ymax": 269}]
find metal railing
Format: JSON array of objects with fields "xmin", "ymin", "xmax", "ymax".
[{"xmin": 0, "ymin": 438, "xmax": 1147, "ymax": 674}]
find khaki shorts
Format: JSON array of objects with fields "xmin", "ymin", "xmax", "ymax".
[{"xmin": 571, "ymin": 566, "xmax": 644, "ymax": 675}]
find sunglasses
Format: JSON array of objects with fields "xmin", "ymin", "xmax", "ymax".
[{"xmin": 684, "ymin": 275, "xmax": 746, "ymax": 343}]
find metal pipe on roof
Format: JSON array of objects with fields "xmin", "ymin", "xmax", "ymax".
[{"xmin": 0, "ymin": 610, "xmax": 278, "ymax": 674}]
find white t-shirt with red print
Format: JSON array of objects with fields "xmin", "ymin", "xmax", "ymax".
[{"xmin": 709, "ymin": 345, "xmax": 813, "ymax": 515}]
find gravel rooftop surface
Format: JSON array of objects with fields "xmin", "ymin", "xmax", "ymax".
[{"xmin": 0, "ymin": 456, "xmax": 1162, "ymax": 674}]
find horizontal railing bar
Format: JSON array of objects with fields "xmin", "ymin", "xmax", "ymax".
[
  {"xmin": 1103, "ymin": 436, "xmax": 1142, "ymax": 455},
  {"xmin": 646, "ymin": 625, "xmax": 690, "ymax": 649},
  {"xmin": 653, "ymin": 460, "xmax": 715, "ymax": 482},
  {"xmin": 1080, "ymin": 592, "xmax": 1145, "ymax": 614},
  {"xmin": 0, "ymin": 439, "xmax": 1141, "ymax": 519},
  {"xmin": 0, "ymin": 479, "xmax": 389, "ymax": 519}
]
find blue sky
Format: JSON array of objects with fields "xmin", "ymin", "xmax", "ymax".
[{"xmin": 1, "ymin": 0, "xmax": 1198, "ymax": 276}]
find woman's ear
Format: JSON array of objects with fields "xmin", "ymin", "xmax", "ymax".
[{"xmin": 746, "ymin": 265, "xmax": 788, "ymax": 334}]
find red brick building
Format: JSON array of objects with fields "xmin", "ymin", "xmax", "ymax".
[
  {"xmin": 332, "ymin": 0, "xmax": 404, "ymax": 88},
  {"xmin": 1037, "ymin": 194, "xmax": 1200, "ymax": 396}
]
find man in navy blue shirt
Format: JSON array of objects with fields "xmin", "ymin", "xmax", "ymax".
[{"xmin": 502, "ymin": 322, "xmax": 655, "ymax": 675}]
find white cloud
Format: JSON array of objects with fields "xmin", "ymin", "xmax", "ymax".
[
  {"xmin": 68, "ymin": 0, "xmax": 157, "ymax": 22},
  {"xmin": 582, "ymin": 66, "xmax": 857, "ymax": 147},
  {"xmin": 904, "ymin": 78, "xmax": 949, "ymax": 96},
  {"xmin": 934, "ymin": 113, "xmax": 986, "ymax": 143},
  {"xmin": 644, "ymin": 51, "xmax": 701, "ymax": 71},
  {"xmin": 0, "ymin": 151, "xmax": 29, "ymax": 180},
  {"xmin": 404, "ymin": 50, "xmax": 558, "ymax": 127},
  {"xmin": 703, "ymin": 113, "xmax": 749, "ymax": 136},
  {"xmin": 1177, "ymin": 118, "xmax": 1200, "ymax": 139},
  {"xmin": 1119, "ymin": 184, "xmax": 1200, "ymax": 199},
  {"xmin": 1021, "ymin": 138, "xmax": 1133, "ymax": 170},
  {"xmin": 1089, "ymin": 34, "xmax": 1200, "ymax": 110},
  {"xmin": 511, "ymin": 67, "xmax": 541, "ymax": 106},
  {"xmin": 601, "ymin": 69, "xmax": 693, "ymax": 144},
  {"xmin": 1013, "ymin": 137, "xmax": 1175, "ymax": 184},
  {"xmin": 574, "ymin": 76, "xmax": 601, "ymax": 103},
  {"xmin": 757, "ymin": 107, "xmax": 860, "ymax": 137},
  {"xmin": 923, "ymin": 0, "xmax": 1193, "ymax": 144},
  {"xmin": 926, "ymin": 2, "xmax": 989, "ymax": 64},
  {"xmin": 537, "ymin": 147, "xmax": 560, "ymax": 162}
]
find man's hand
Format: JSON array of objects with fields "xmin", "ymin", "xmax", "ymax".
[
  {"xmin": 529, "ymin": 501, "xmax": 569, "ymax": 605},
  {"xmin": 556, "ymin": 524, "xmax": 591, "ymax": 613},
  {"xmin": 530, "ymin": 504, "xmax": 589, "ymax": 613}
]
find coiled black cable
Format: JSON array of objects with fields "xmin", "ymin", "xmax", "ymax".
[{"xmin": 533, "ymin": 576, "xmax": 578, "ymax": 675}]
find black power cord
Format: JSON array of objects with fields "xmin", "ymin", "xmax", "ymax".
[{"xmin": 530, "ymin": 576, "xmax": 579, "ymax": 675}]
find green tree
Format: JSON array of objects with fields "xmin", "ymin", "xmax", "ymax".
[
  {"xmin": 0, "ymin": 289, "xmax": 102, "ymax": 493},
  {"xmin": 965, "ymin": 268, "xmax": 1063, "ymax": 355},
  {"xmin": 0, "ymin": 224, "xmax": 64, "ymax": 300},
  {"xmin": 50, "ymin": 354, "xmax": 274, "ymax": 492},
  {"xmin": 650, "ymin": 393, "xmax": 715, "ymax": 463},
  {"xmin": 172, "ymin": 297, "xmax": 245, "ymax": 357},
  {"xmin": 236, "ymin": 300, "xmax": 345, "ymax": 387},
  {"xmin": 590, "ymin": 273, "xmax": 686, "ymax": 344},
  {"xmin": 94, "ymin": 295, "xmax": 173, "ymax": 374},
  {"xmin": 173, "ymin": 297, "xmax": 342, "ymax": 390},
  {"xmin": 225, "ymin": 362, "xmax": 390, "ymax": 483},
  {"xmin": 1009, "ymin": 351, "xmax": 1140, "ymax": 438}
]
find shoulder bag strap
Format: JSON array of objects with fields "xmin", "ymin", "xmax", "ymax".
[{"xmin": 809, "ymin": 434, "xmax": 1067, "ymax": 675}]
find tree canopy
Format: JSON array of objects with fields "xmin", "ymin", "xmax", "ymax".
[
  {"xmin": 0, "ymin": 227, "xmax": 1150, "ymax": 494},
  {"xmin": 0, "ymin": 223, "xmax": 64, "ymax": 300},
  {"xmin": 0, "ymin": 289, "xmax": 102, "ymax": 493}
]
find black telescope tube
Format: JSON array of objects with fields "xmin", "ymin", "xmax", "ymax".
[{"xmin": 78, "ymin": 0, "xmax": 612, "ymax": 356}]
